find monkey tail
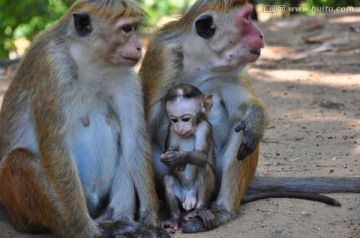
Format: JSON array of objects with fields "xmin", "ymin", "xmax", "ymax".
[
  {"xmin": 181, "ymin": 208, "xmax": 232, "ymax": 233},
  {"xmin": 241, "ymin": 192, "xmax": 341, "ymax": 206},
  {"xmin": 247, "ymin": 177, "xmax": 360, "ymax": 194}
]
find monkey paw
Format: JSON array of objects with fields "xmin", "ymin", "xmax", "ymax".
[
  {"xmin": 159, "ymin": 219, "xmax": 180, "ymax": 230},
  {"xmin": 183, "ymin": 208, "xmax": 215, "ymax": 230},
  {"xmin": 235, "ymin": 103, "xmax": 268, "ymax": 160},
  {"xmin": 235, "ymin": 122, "xmax": 259, "ymax": 160}
]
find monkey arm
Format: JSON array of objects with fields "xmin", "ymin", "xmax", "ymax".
[
  {"xmin": 111, "ymin": 85, "xmax": 159, "ymax": 226},
  {"xmin": 165, "ymin": 125, "xmax": 180, "ymax": 151},
  {"xmin": 179, "ymin": 120, "xmax": 213, "ymax": 166},
  {"xmin": 161, "ymin": 150, "xmax": 208, "ymax": 168},
  {"xmin": 235, "ymin": 97, "xmax": 269, "ymax": 160},
  {"xmin": 180, "ymin": 151, "xmax": 209, "ymax": 166},
  {"xmin": 161, "ymin": 121, "xmax": 212, "ymax": 167},
  {"xmin": 33, "ymin": 74, "xmax": 99, "ymax": 235}
]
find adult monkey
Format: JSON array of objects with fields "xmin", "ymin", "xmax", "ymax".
[
  {"xmin": 0, "ymin": 0, "xmax": 168, "ymax": 237},
  {"xmin": 140, "ymin": 0, "xmax": 360, "ymax": 233}
]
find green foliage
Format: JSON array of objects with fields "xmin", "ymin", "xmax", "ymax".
[
  {"xmin": 0, "ymin": 0, "xmax": 72, "ymax": 58},
  {"xmin": 140, "ymin": 0, "xmax": 195, "ymax": 27},
  {"xmin": 0, "ymin": 0, "xmax": 194, "ymax": 58}
]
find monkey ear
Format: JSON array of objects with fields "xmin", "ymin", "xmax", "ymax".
[
  {"xmin": 73, "ymin": 12, "xmax": 92, "ymax": 37},
  {"xmin": 195, "ymin": 15, "xmax": 215, "ymax": 39},
  {"xmin": 202, "ymin": 95, "xmax": 213, "ymax": 114}
]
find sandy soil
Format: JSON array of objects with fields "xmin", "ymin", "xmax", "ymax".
[{"xmin": 0, "ymin": 9, "xmax": 359, "ymax": 238}]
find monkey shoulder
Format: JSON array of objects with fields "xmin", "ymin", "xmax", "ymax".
[{"xmin": 195, "ymin": 119, "xmax": 212, "ymax": 136}]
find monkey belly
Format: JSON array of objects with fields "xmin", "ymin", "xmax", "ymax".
[
  {"xmin": 173, "ymin": 164, "xmax": 198, "ymax": 189},
  {"xmin": 71, "ymin": 109, "xmax": 119, "ymax": 205},
  {"xmin": 173, "ymin": 137, "xmax": 198, "ymax": 188}
]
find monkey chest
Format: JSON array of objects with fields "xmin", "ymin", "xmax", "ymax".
[
  {"xmin": 175, "ymin": 137, "xmax": 198, "ymax": 188},
  {"xmin": 70, "ymin": 105, "xmax": 119, "ymax": 193}
]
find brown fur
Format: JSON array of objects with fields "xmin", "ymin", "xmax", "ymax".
[{"xmin": 0, "ymin": 1, "xmax": 167, "ymax": 237}]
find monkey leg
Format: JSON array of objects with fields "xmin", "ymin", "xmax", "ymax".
[
  {"xmin": 0, "ymin": 148, "xmax": 66, "ymax": 236},
  {"xmin": 159, "ymin": 175, "xmax": 184, "ymax": 230},
  {"xmin": 216, "ymin": 145, "xmax": 259, "ymax": 213},
  {"xmin": 182, "ymin": 136, "xmax": 259, "ymax": 233},
  {"xmin": 97, "ymin": 154, "xmax": 170, "ymax": 238},
  {"xmin": 96, "ymin": 167, "xmax": 139, "ymax": 236},
  {"xmin": 183, "ymin": 164, "xmax": 217, "ymax": 230},
  {"xmin": 194, "ymin": 164, "xmax": 216, "ymax": 210}
]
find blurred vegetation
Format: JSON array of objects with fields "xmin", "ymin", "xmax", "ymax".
[
  {"xmin": 0, "ymin": 0, "xmax": 72, "ymax": 58},
  {"xmin": 0, "ymin": 0, "xmax": 359, "ymax": 59}
]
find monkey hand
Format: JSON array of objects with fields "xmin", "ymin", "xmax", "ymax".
[
  {"xmin": 235, "ymin": 103, "xmax": 268, "ymax": 160},
  {"xmin": 183, "ymin": 208, "xmax": 215, "ymax": 230},
  {"xmin": 160, "ymin": 151, "xmax": 185, "ymax": 167}
]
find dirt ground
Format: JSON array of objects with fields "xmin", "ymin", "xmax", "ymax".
[{"xmin": 0, "ymin": 9, "xmax": 359, "ymax": 238}]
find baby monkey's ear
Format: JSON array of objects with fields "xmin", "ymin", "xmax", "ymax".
[{"xmin": 202, "ymin": 95, "xmax": 213, "ymax": 114}]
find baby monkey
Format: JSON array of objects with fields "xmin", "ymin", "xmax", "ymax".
[{"xmin": 160, "ymin": 83, "xmax": 216, "ymax": 230}]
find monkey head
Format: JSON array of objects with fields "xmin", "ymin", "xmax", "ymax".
[
  {"xmin": 183, "ymin": 3, "xmax": 264, "ymax": 71},
  {"xmin": 70, "ymin": 8, "xmax": 144, "ymax": 67},
  {"xmin": 165, "ymin": 94, "xmax": 212, "ymax": 138}
]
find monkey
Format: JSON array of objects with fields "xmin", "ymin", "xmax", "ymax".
[
  {"xmin": 0, "ymin": 0, "xmax": 169, "ymax": 237},
  {"xmin": 140, "ymin": 0, "xmax": 269, "ymax": 232},
  {"xmin": 159, "ymin": 83, "xmax": 216, "ymax": 231},
  {"xmin": 139, "ymin": 0, "xmax": 360, "ymax": 233}
]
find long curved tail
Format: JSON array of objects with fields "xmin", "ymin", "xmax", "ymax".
[
  {"xmin": 246, "ymin": 177, "xmax": 360, "ymax": 194},
  {"xmin": 242, "ymin": 191, "xmax": 341, "ymax": 206}
]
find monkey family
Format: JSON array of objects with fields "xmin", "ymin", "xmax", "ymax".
[
  {"xmin": 142, "ymin": 0, "xmax": 358, "ymax": 233},
  {"xmin": 141, "ymin": 0, "xmax": 269, "ymax": 232},
  {"xmin": 0, "ymin": 0, "xmax": 359, "ymax": 237}
]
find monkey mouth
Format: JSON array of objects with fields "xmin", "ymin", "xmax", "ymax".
[
  {"xmin": 123, "ymin": 56, "xmax": 140, "ymax": 62},
  {"xmin": 179, "ymin": 132, "xmax": 192, "ymax": 138},
  {"xmin": 250, "ymin": 49, "xmax": 261, "ymax": 56}
]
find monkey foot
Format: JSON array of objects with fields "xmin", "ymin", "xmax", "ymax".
[
  {"xmin": 159, "ymin": 219, "xmax": 180, "ymax": 230},
  {"xmin": 183, "ymin": 208, "xmax": 215, "ymax": 230},
  {"xmin": 181, "ymin": 208, "xmax": 232, "ymax": 233}
]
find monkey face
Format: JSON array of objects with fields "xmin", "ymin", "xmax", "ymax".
[
  {"xmin": 183, "ymin": 4, "xmax": 264, "ymax": 71},
  {"xmin": 72, "ymin": 13, "xmax": 143, "ymax": 67},
  {"xmin": 103, "ymin": 17, "xmax": 143, "ymax": 66},
  {"xmin": 166, "ymin": 98, "xmax": 200, "ymax": 138}
]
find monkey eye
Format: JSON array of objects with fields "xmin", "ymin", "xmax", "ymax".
[
  {"xmin": 122, "ymin": 25, "xmax": 132, "ymax": 33},
  {"xmin": 244, "ymin": 14, "xmax": 251, "ymax": 23},
  {"xmin": 170, "ymin": 119, "xmax": 178, "ymax": 123},
  {"xmin": 182, "ymin": 118, "xmax": 190, "ymax": 122}
]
